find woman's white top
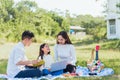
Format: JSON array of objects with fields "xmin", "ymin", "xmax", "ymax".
[
  {"xmin": 54, "ymin": 44, "xmax": 76, "ymax": 65},
  {"xmin": 38, "ymin": 54, "xmax": 54, "ymax": 70}
]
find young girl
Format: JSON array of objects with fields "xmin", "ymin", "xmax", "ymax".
[
  {"xmin": 54, "ymin": 31, "xmax": 76, "ymax": 65},
  {"xmin": 38, "ymin": 43, "xmax": 54, "ymax": 75}
]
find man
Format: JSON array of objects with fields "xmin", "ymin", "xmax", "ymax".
[{"xmin": 7, "ymin": 30, "xmax": 41, "ymax": 78}]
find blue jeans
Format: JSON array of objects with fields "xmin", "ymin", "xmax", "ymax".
[
  {"xmin": 42, "ymin": 69, "xmax": 51, "ymax": 76},
  {"xmin": 42, "ymin": 69, "xmax": 64, "ymax": 76},
  {"xmin": 51, "ymin": 70, "xmax": 64, "ymax": 76},
  {"xmin": 15, "ymin": 69, "xmax": 42, "ymax": 78}
]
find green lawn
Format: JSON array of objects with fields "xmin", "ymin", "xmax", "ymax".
[{"xmin": 0, "ymin": 42, "xmax": 120, "ymax": 80}]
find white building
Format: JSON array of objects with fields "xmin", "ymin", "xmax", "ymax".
[{"xmin": 106, "ymin": 0, "xmax": 120, "ymax": 39}]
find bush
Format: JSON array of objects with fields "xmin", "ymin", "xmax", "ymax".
[{"xmin": 101, "ymin": 39, "xmax": 120, "ymax": 50}]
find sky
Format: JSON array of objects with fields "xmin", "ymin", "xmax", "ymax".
[{"xmin": 15, "ymin": 0, "xmax": 107, "ymax": 17}]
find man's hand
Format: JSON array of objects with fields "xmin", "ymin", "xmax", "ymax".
[
  {"xmin": 31, "ymin": 60, "xmax": 39, "ymax": 64},
  {"xmin": 16, "ymin": 60, "xmax": 39, "ymax": 66}
]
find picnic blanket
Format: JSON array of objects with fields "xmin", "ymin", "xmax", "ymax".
[
  {"xmin": 76, "ymin": 66, "xmax": 114, "ymax": 77},
  {"xmin": 0, "ymin": 74, "xmax": 62, "ymax": 80},
  {"xmin": 0, "ymin": 66, "xmax": 114, "ymax": 80}
]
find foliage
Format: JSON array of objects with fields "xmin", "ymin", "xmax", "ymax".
[
  {"xmin": 0, "ymin": 0, "xmax": 69, "ymax": 42},
  {"xmin": 116, "ymin": 3, "xmax": 120, "ymax": 13},
  {"xmin": 0, "ymin": 0, "xmax": 14, "ymax": 22},
  {"xmin": 101, "ymin": 39, "xmax": 120, "ymax": 50},
  {"xmin": 0, "ymin": 0, "xmax": 107, "ymax": 43},
  {"xmin": 69, "ymin": 15, "xmax": 107, "ymax": 41}
]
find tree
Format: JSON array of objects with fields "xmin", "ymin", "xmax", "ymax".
[
  {"xmin": 0, "ymin": 0, "xmax": 71, "ymax": 42},
  {"xmin": 116, "ymin": 3, "xmax": 120, "ymax": 14},
  {"xmin": 49, "ymin": 11, "xmax": 70, "ymax": 31},
  {"xmin": 69, "ymin": 15, "xmax": 107, "ymax": 41},
  {"xmin": 0, "ymin": 0, "xmax": 14, "ymax": 22}
]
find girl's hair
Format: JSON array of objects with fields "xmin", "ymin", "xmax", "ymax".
[
  {"xmin": 56, "ymin": 31, "xmax": 72, "ymax": 44},
  {"xmin": 37, "ymin": 43, "xmax": 50, "ymax": 59}
]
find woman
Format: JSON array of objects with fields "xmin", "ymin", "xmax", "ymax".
[{"xmin": 54, "ymin": 31, "xmax": 76, "ymax": 65}]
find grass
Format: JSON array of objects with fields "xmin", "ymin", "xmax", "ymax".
[
  {"xmin": 0, "ymin": 41, "xmax": 120, "ymax": 80},
  {"xmin": 0, "ymin": 59, "xmax": 7, "ymax": 74}
]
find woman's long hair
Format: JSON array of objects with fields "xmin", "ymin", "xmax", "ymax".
[
  {"xmin": 56, "ymin": 31, "xmax": 72, "ymax": 44},
  {"xmin": 37, "ymin": 43, "xmax": 50, "ymax": 59}
]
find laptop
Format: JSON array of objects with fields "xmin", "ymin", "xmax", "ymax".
[{"xmin": 50, "ymin": 60, "xmax": 68, "ymax": 72}]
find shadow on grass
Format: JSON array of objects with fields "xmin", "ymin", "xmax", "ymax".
[{"xmin": 73, "ymin": 39, "xmax": 95, "ymax": 46}]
